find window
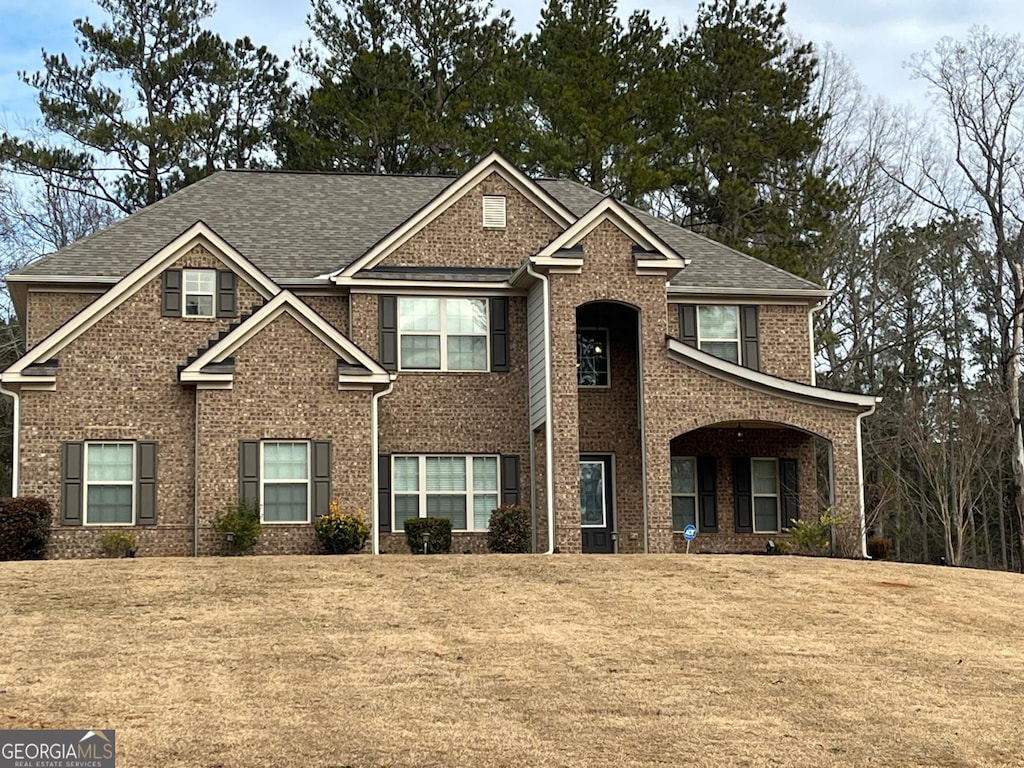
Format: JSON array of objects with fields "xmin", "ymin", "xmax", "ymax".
[
  {"xmin": 482, "ymin": 195, "xmax": 507, "ymax": 228},
  {"xmin": 697, "ymin": 305, "xmax": 740, "ymax": 364},
  {"xmin": 85, "ymin": 443, "xmax": 135, "ymax": 525},
  {"xmin": 577, "ymin": 329, "xmax": 609, "ymax": 387},
  {"xmin": 392, "ymin": 455, "xmax": 499, "ymax": 531},
  {"xmin": 183, "ymin": 269, "xmax": 216, "ymax": 317},
  {"xmin": 752, "ymin": 458, "xmax": 780, "ymax": 533},
  {"xmin": 261, "ymin": 442, "xmax": 310, "ymax": 523},
  {"xmin": 671, "ymin": 457, "xmax": 697, "ymax": 532},
  {"xmin": 398, "ymin": 297, "xmax": 488, "ymax": 371}
]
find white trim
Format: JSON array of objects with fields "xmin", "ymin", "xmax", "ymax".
[
  {"xmin": 83, "ymin": 442, "xmax": 136, "ymax": 526},
  {"xmin": 670, "ymin": 456, "xmax": 698, "ymax": 533},
  {"xmin": 578, "ymin": 458, "xmax": 609, "ymax": 528},
  {"xmin": 396, "ymin": 296, "xmax": 489, "ymax": 372},
  {"xmin": 3, "ymin": 221, "xmax": 280, "ymax": 382},
  {"xmin": 667, "ymin": 285, "xmax": 831, "ymax": 301},
  {"xmin": 182, "ymin": 268, "xmax": 216, "ymax": 318},
  {"xmin": 390, "ymin": 454, "xmax": 500, "ymax": 532},
  {"xmin": 9, "ymin": 274, "xmax": 119, "ymax": 285},
  {"xmin": 259, "ymin": 441, "xmax": 311, "ymax": 524},
  {"xmin": 333, "ymin": 152, "xmax": 575, "ymax": 280},
  {"xmin": 338, "ymin": 277, "xmax": 519, "ymax": 293},
  {"xmin": 534, "ymin": 198, "xmax": 688, "ymax": 272},
  {"xmin": 179, "ymin": 290, "xmax": 390, "ymax": 387},
  {"xmin": 666, "ymin": 338, "xmax": 879, "ymax": 411}
]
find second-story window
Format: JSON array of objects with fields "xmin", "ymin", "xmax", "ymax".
[
  {"xmin": 577, "ymin": 329, "xmax": 609, "ymax": 387},
  {"xmin": 697, "ymin": 305, "xmax": 740, "ymax": 364},
  {"xmin": 398, "ymin": 297, "xmax": 488, "ymax": 371},
  {"xmin": 183, "ymin": 269, "xmax": 216, "ymax": 318}
]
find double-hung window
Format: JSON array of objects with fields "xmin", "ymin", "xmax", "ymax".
[
  {"xmin": 392, "ymin": 455, "xmax": 499, "ymax": 531},
  {"xmin": 671, "ymin": 457, "xmax": 697, "ymax": 532},
  {"xmin": 752, "ymin": 458, "xmax": 780, "ymax": 533},
  {"xmin": 183, "ymin": 269, "xmax": 216, "ymax": 318},
  {"xmin": 398, "ymin": 297, "xmax": 488, "ymax": 371},
  {"xmin": 697, "ymin": 305, "xmax": 741, "ymax": 364},
  {"xmin": 84, "ymin": 443, "xmax": 135, "ymax": 525},
  {"xmin": 261, "ymin": 442, "xmax": 310, "ymax": 523}
]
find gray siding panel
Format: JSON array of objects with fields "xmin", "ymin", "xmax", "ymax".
[{"xmin": 527, "ymin": 282, "xmax": 547, "ymax": 428}]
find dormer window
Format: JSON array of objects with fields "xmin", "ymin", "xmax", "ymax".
[
  {"xmin": 482, "ymin": 196, "xmax": 506, "ymax": 229},
  {"xmin": 183, "ymin": 269, "xmax": 216, "ymax": 317}
]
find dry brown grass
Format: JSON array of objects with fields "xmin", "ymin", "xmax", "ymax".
[{"xmin": 1, "ymin": 554, "xmax": 1022, "ymax": 767}]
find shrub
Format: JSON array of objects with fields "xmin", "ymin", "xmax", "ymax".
[
  {"xmin": 404, "ymin": 517, "xmax": 452, "ymax": 554},
  {"xmin": 213, "ymin": 500, "xmax": 261, "ymax": 554},
  {"xmin": 99, "ymin": 530, "xmax": 137, "ymax": 558},
  {"xmin": 487, "ymin": 504, "xmax": 531, "ymax": 553},
  {"xmin": 785, "ymin": 508, "xmax": 846, "ymax": 556},
  {"xmin": 0, "ymin": 496, "xmax": 52, "ymax": 560},
  {"xmin": 315, "ymin": 502, "xmax": 370, "ymax": 554},
  {"xmin": 867, "ymin": 536, "xmax": 891, "ymax": 560}
]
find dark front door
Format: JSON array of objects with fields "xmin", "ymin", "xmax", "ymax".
[{"xmin": 580, "ymin": 454, "xmax": 614, "ymax": 553}]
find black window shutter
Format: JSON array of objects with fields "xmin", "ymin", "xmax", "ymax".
[
  {"xmin": 161, "ymin": 269, "xmax": 182, "ymax": 317},
  {"xmin": 216, "ymin": 270, "xmax": 237, "ymax": 318},
  {"xmin": 490, "ymin": 297, "xmax": 510, "ymax": 372},
  {"xmin": 61, "ymin": 442, "xmax": 84, "ymax": 526},
  {"xmin": 379, "ymin": 296, "xmax": 398, "ymax": 371},
  {"xmin": 680, "ymin": 305, "xmax": 697, "ymax": 347},
  {"xmin": 740, "ymin": 305, "xmax": 760, "ymax": 370},
  {"xmin": 378, "ymin": 454, "xmax": 392, "ymax": 533},
  {"xmin": 239, "ymin": 440, "xmax": 260, "ymax": 506},
  {"xmin": 311, "ymin": 441, "xmax": 332, "ymax": 519},
  {"xmin": 733, "ymin": 457, "xmax": 752, "ymax": 533},
  {"xmin": 780, "ymin": 458, "xmax": 799, "ymax": 527},
  {"xmin": 697, "ymin": 456, "xmax": 718, "ymax": 532},
  {"xmin": 136, "ymin": 442, "xmax": 158, "ymax": 525},
  {"xmin": 501, "ymin": 455, "xmax": 520, "ymax": 505}
]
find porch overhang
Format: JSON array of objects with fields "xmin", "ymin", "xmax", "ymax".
[{"xmin": 666, "ymin": 337, "xmax": 879, "ymax": 412}]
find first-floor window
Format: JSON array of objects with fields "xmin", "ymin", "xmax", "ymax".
[
  {"xmin": 262, "ymin": 442, "xmax": 310, "ymax": 523},
  {"xmin": 697, "ymin": 305, "xmax": 740, "ymax": 364},
  {"xmin": 671, "ymin": 457, "xmax": 697, "ymax": 531},
  {"xmin": 85, "ymin": 443, "xmax": 135, "ymax": 525},
  {"xmin": 752, "ymin": 458, "xmax": 780, "ymax": 532},
  {"xmin": 393, "ymin": 455, "xmax": 499, "ymax": 531}
]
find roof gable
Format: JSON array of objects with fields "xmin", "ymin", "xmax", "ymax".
[
  {"xmin": 334, "ymin": 152, "xmax": 577, "ymax": 280},
  {"xmin": 179, "ymin": 291, "xmax": 390, "ymax": 389},
  {"xmin": 2, "ymin": 221, "xmax": 280, "ymax": 387}
]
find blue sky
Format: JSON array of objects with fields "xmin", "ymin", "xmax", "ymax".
[{"xmin": 1, "ymin": 0, "xmax": 1021, "ymax": 135}]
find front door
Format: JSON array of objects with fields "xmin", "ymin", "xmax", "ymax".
[{"xmin": 580, "ymin": 454, "xmax": 614, "ymax": 553}]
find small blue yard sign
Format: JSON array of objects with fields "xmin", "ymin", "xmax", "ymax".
[{"xmin": 682, "ymin": 524, "xmax": 697, "ymax": 541}]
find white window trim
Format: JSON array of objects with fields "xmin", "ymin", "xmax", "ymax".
[
  {"xmin": 183, "ymin": 268, "xmax": 217, "ymax": 318},
  {"xmin": 577, "ymin": 327, "xmax": 610, "ymax": 388},
  {"xmin": 260, "ymin": 441, "xmax": 311, "ymax": 524},
  {"xmin": 752, "ymin": 457, "xmax": 780, "ymax": 533},
  {"xmin": 83, "ymin": 442, "xmax": 136, "ymax": 526},
  {"xmin": 697, "ymin": 305, "xmax": 741, "ymax": 364},
  {"xmin": 671, "ymin": 456, "xmax": 698, "ymax": 533},
  {"xmin": 392, "ymin": 454, "xmax": 500, "ymax": 532},
  {"xmin": 482, "ymin": 195, "xmax": 507, "ymax": 229},
  {"xmin": 578, "ymin": 459, "xmax": 609, "ymax": 528},
  {"xmin": 397, "ymin": 297, "xmax": 490, "ymax": 372}
]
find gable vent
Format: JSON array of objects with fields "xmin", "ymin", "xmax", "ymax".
[{"xmin": 482, "ymin": 195, "xmax": 507, "ymax": 229}]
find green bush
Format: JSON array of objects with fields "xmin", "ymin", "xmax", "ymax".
[
  {"xmin": 404, "ymin": 517, "xmax": 452, "ymax": 554},
  {"xmin": 0, "ymin": 496, "xmax": 52, "ymax": 560},
  {"xmin": 867, "ymin": 536, "xmax": 891, "ymax": 560},
  {"xmin": 315, "ymin": 502, "xmax": 370, "ymax": 554},
  {"xmin": 486, "ymin": 504, "xmax": 531, "ymax": 553},
  {"xmin": 213, "ymin": 500, "xmax": 261, "ymax": 554},
  {"xmin": 785, "ymin": 508, "xmax": 845, "ymax": 556},
  {"xmin": 99, "ymin": 530, "xmax": 137, "ymax": 558}
]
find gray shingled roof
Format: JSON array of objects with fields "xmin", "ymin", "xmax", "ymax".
[{"xmin": 14, "ymin": 170, "xmax": 823, "ymax": 294}]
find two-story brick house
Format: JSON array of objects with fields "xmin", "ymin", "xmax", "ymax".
[{"xmin": 1, "ymin": 153, "xmax": 877, "ymax": 558}]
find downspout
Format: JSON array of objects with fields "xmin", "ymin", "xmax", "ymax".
[
  {"xmin": 525, "ymin": 260, "xmax": 556, "ymax": 555},
  {"xmin": 808, "ymin": 300, "xmax": 824, "ymax": 386},
  {"xmin": 856, "ymin": 402, "xmax": 878, "ymax": 559},
  {"xmin": 0, "ymin": 384, "xmax": 19, "ymax": 496},
  {"xmin": 371, "ymin": 378, "xmax": 396, "ymax": 555},
  {"xmin": 637, "ymin": 309, "xmax": 649, "ymax": 553},
  {"xmin": 193, "ymin": 387, "xmax": 200, "ymax": 557}
]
